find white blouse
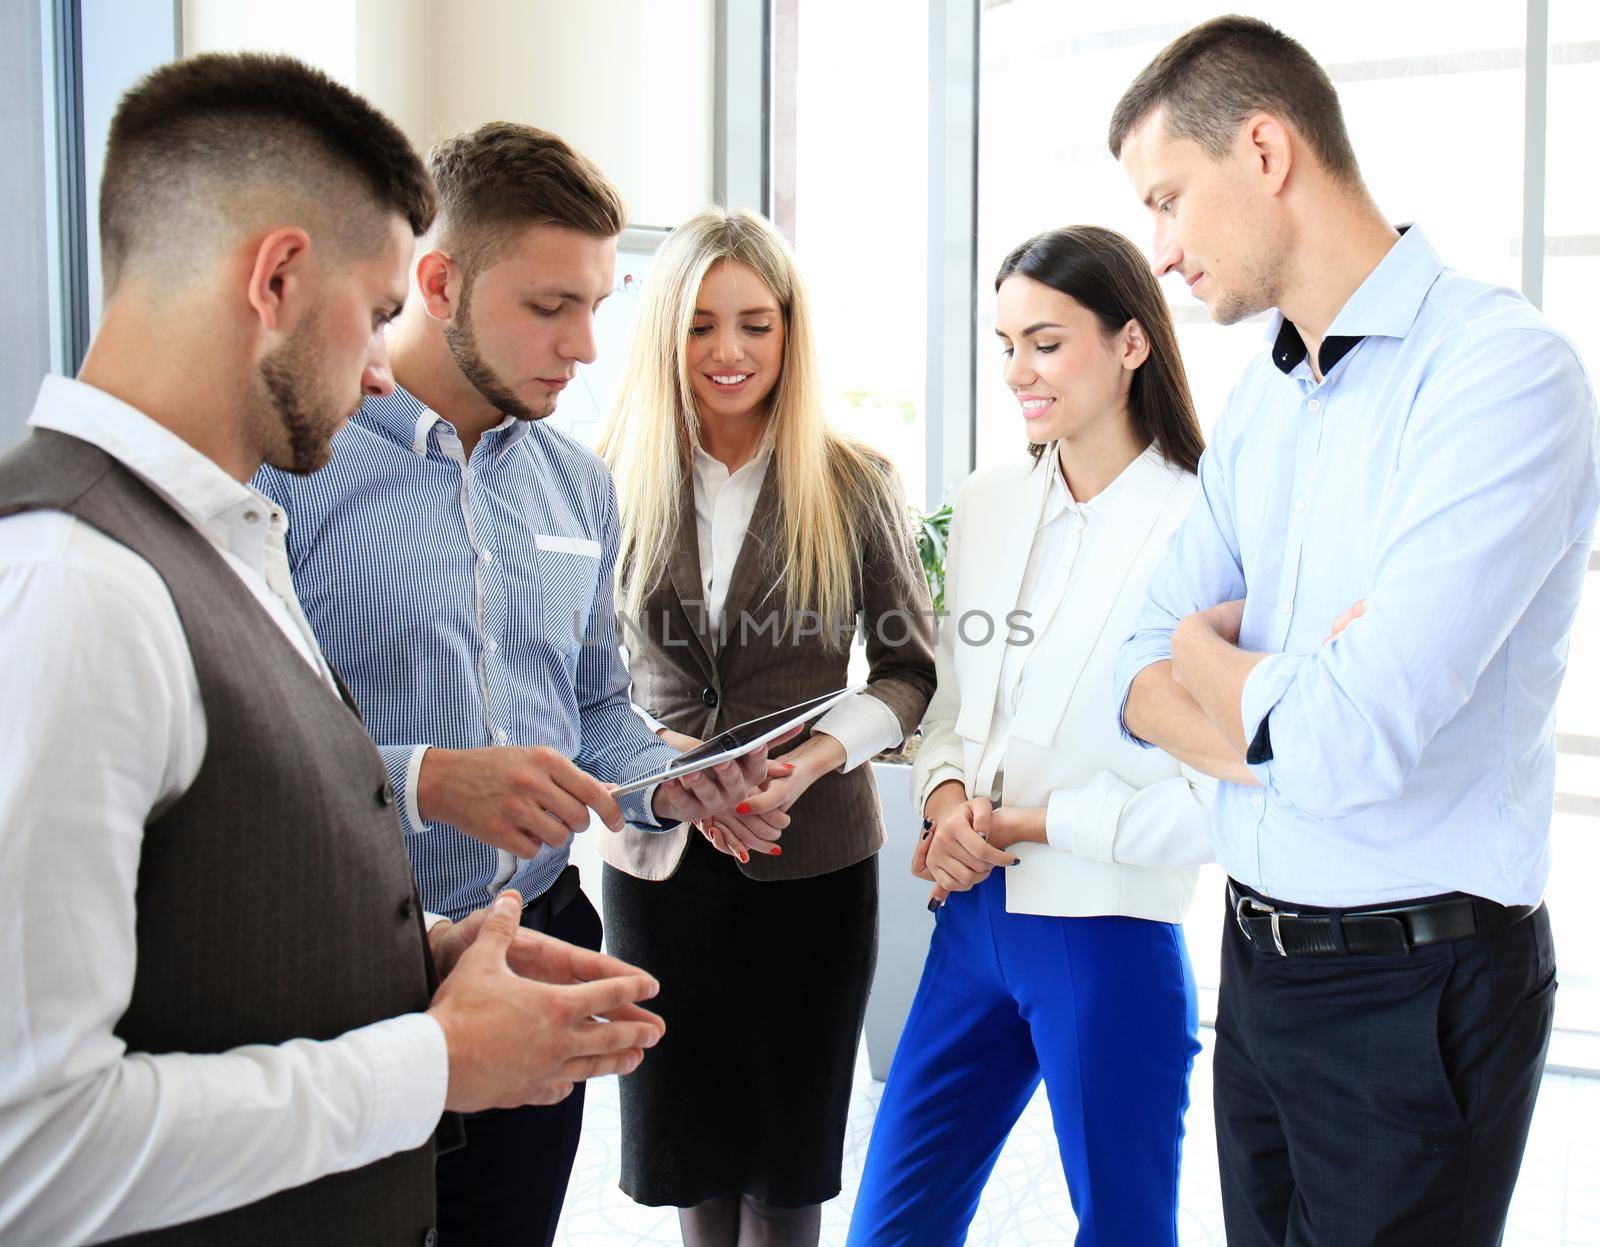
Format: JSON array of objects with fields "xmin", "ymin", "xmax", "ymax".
[{"xmin": 687, "ymin": 442, "xmax": 903, "ymax": 772}]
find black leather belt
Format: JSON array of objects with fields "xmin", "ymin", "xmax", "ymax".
[
  {"xmin": 520, "ymin": 865, "xmax": 581, "ymax": 933},
  {"xmin": 1227, "ymin": 881, "xmax": 1538, "ymax": 957}
]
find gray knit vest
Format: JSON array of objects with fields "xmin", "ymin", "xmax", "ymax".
[{"xmin": 0, "ymin": 429, "xmax": 441, "ymax": 1246}]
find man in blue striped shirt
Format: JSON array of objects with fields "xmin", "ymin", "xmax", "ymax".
[
  {"xmin": 1109, "ymin": 17, "xmax": 1597, "ymax": 1247},
  {"xmin": 257, "ymin": 123, "xmax": 781, "ymax": 1246}
]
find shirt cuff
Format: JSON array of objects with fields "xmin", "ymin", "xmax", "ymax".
[
  {"xmin": 342, "ymin": 1012, "xmax": 449, "ymax": 1164},
  {"xmin": 404, "ymin": 746, "xmax": 429, "ymax": 834},
  {"xmin": 1044, "ymin": 788, "xmax": 1076, "ymax": 852},
  {"xmin": 1063, "ymin": 772, "xmax": 1127, "ymax": 863},
  {"xmin": 423, "ymin": 911, "xmax": 449, "ymax": 932},
  {"xmin": 812, "ymin": 693, "xmax": 905, "ymax": 773},
  {"xmin": 1114, "ymin": 648, "xmax": 1173, "ymax": 748},
  {"xmin": 632, "ymin": 702, "xmax": 667, "ymax": 734},
  {"xmin": 378, "ymin": 744, "xmax": 431, "ymax": 837},
  {"xmin": 618, "ymin": 782, "xmax": 668, "ymax": 831},
  {"xmin": 1240, "ymin": 652, "xmax": 1303, "ymax": 775}
]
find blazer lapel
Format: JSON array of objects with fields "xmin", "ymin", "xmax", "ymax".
[
  {"xmin": 664, "ymin": 478, "xmax": 717, "ymax": 681},
  {"xmin": 1009, "ymin": 453, "xmax": 1181, "ymax": 746},
  {"xmin": 953, "ymin": 457, "xmax": 1056, "ymax": 743}
]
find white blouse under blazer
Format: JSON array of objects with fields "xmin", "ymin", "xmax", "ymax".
[{"xmin": 913, "ymin": 445, "xmax": 1215, "ymax": 922}]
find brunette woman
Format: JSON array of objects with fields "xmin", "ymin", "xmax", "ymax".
[{"xmin": 848, "ymin": 226, "xmax": 1230, "ymax": 1247}]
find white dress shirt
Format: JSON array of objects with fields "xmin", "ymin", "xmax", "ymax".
[
  {"xmin": 686, "ymin": 442, "xmax": 903, "ymax": 772},
  {"xmin": 971, "ymin": 453, "xmax": 1182, "ymax": 852},
  {"xmin": 971, "ymin": 459, "xmax": 1087, "ymax": 807},
  {"xmin": 0, "ymin": 377, "xmax": 448, "ymax": 1245}
]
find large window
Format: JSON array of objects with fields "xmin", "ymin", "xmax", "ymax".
[
  {"xmin": 968, "ymin": 0, "xmax": 1598, "ymax": 1048},
  {"xmin": 776, "ymin": 0, "xmax": 930, "ymax": 510},
  {"xmin": 1545, "ymin": 0, "xmax": 1600, "ymax": 1047}
]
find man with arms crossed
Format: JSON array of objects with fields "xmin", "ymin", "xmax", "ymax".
[
  {"xmin": 0, "ymin": 55, "xmax": 663, "ymax": 1245},
  {"xmin": 1110, "ymin": 17, "xmax": 1598, "ymax": 1246},
  {"xmin": 255, "ymin": 122, "xmax": 781, "ymax": 1243}
]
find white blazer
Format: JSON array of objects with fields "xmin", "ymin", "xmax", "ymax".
[{"xmin": 913, "ymin": 447, "xmax": 1214, "ymax": 921}]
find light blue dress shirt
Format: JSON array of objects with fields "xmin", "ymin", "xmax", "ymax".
[
  {"xmin": 256, "ymin": 386, "xmax": 678, "ymax": 921},
  {"xmin": 1114, "ymin": 226, "xmax": 1599, "ymax": 907}
]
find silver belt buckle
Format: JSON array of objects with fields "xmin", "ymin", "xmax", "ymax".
[{"xmin": 1234, "ymin": 892, "xmax": 1295, "ymax": 956}]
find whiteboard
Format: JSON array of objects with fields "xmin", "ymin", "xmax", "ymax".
[{"xmin": 547, "ymin": 227, "xmax": 666, "ymax": 449}]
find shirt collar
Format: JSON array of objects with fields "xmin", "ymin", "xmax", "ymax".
[
  {"xmin": 27, "ymin": 375, "xmax": 271, "ymax": 537},
  {"xmin": 1266, "ymin": 224, "xmax": 1443, "ymax": 376},
  {"xmin": 359, "ymin": 383, "xmax": 525, "ymax": 458},
  {"xmin": 691, "ymin": 439, "xmax": 773, "ymax": 484},
  {"xmin": 1035, "ymin": 442, "xmax": 1174, "ymax": 530}
]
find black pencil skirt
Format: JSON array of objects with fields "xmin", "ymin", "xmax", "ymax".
[{"xmin": 602, "ymin": 830, "xmax": 879, "ymax": 1209}]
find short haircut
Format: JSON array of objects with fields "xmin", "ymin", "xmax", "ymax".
[
  {"xmin": 100, "ymin": 52, "xmax": 435, "ymax": 290},
  {"xmin": 1108, "ymin": 15, "xmax": 1360, "ymax": 185},
  {"xmin": 428, "ymin": 122, "xmax": 626, "ymax": 276}
]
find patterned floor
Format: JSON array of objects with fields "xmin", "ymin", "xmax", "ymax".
[{"xmin": 556, "ymin": 1030, "xmax": 1600, "ymax": 1246}]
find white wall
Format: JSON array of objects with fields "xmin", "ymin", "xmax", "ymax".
[
  {"xmin": 427, "ymin": 0, "xmax": 715, "ymax": 227},
  {"xmin": 182, "ymin": 0, "xmax": 358, "ymax": 87},
  {"xmin": 183, "ymin": 0, "xmax": 716, "ymax": 228},
  {"xmin": 353, "ymin": 0, "xmax": 431, "ymax": 155}
]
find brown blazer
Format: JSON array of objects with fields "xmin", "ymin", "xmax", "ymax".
[{"xmin": 597, "ymin": 462, "xmax": 936, "ymax": 881}]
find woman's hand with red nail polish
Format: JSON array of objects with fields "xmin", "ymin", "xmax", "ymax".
[{"xmin": 697, "ymin": 806, "xmax": 785, "ymax": 862}]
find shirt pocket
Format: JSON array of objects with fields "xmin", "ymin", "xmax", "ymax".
[{"xmin": 534, "ymin": 534, "xmax": 603, "ymax": 652}]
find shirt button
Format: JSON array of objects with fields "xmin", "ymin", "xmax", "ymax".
[
  {"xmin": 486, "ymin": 638, "xmax": 499, "ymax": 653},
  {"xmin": 702, "ymin": 687, "xmax": 719, "ymax": 708},
  {"xmin": 496, "ymin": 729, "xmax": 509, "ymax": 744},
  {"xmin": 1307, "ymin": 397, "xmax": 1322, "ymax": 412},
  {"xmin": 1251, "ymin": 794, "xmax": 1264, "ymax": 808},
  {"xmin": 1294, "ymin": 499, "xmax": 1305, "ymax": 513},
  {"xmin": 480, "ymin": 551, "xmax": 494, "ymax": 564},
  {"xmin": 1279, "ymin": 601, "xmax": 1291, "ymax": 615},
  {"xmin": 243, "ymin": 509, "xmax": 261, "ymax": 524}
]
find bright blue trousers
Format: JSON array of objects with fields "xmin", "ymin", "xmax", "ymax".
[{"xmin": 847, "ymin": 869, "xmax": 1200, "ymax": 1246}]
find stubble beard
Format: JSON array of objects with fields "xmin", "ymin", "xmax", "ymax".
[
  {"xmin": 442, "ymin": 285, "xmax": 553, "ymax": 423},
  {"xmin": 256, "ymin": 309, "xmax": 352, "ymax": 476}
]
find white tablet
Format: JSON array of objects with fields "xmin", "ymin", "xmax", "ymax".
[{"xmin": 611, "ymin": 685, "xmax": 864, "ymax": 797}]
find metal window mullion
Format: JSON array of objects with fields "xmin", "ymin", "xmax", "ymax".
[
  {"xmin": 50, "ymin": 0, "xmax": 89, "ymax": 374},
  {"xmin": 925, "ymin": 0, "xmax": 979, "ymax": 510},
  {"xmin": 714, "ymin": 0, "xmax": 770, "ymax": 214}
]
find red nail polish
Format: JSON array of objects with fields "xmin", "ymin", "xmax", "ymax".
[
  {"xmin": 737, "ymin": 803, "xmax": 751, "ymax": 815},
  {"xmin": 772, "ymin": 847, "xmax": 783, "ymax": 856}
]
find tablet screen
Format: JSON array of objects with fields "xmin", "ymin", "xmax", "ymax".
[{"xmin": 665, "ymin": 688, "xmax": 852, "ymax": 767}]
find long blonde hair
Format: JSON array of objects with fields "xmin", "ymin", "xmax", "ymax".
[{"xmin": 598, "ymin": 207, "xmax": 902, "ymax": 647}]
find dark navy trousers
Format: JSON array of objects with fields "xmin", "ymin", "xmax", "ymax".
[
  {"xmin": 848, "ymin": 869, "xmax": 1200, "ymax": 1246},
  {"xmin": 1214, "ymin": 888, "xmax": 1556, "ymax": 1246}
]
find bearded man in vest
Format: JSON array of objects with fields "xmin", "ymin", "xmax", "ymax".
[{"xmin": 0, "ymin": 52, "xmax": 665, "ymax": 1246}]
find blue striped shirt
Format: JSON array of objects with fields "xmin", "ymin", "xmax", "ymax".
[{"xmin": 255, "ymin": 385, "xmax": 677, "ymax": 920}]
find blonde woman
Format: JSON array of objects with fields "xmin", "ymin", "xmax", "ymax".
[{"xmin": 595, "ymin": 208, "xmax": 935, "ymax": 1247}]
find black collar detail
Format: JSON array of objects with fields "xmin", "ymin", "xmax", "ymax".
[{"xmin": 1271, "ymin": 318, "xmax": 1364, "ymax": 378}]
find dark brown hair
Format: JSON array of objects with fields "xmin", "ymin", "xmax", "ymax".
[
  {"xmin": 100, "ymin": 52, "xmax": 434, "ymax": 287},
  {"xmin": 1107, "ymin": 15, "xmax": 1360, "ymax": 185},
  {"xmin": 429, "ymin": 122, "xmax": 626, "ymax": 274},
  {"xmin": 996, "ymin": 225, "xmax": 1204, "ymax": 475}
]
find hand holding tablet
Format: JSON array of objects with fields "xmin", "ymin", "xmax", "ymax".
[{"xmin": 612, "ymin": 686, "xmax": 864, "ymax": 797}]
